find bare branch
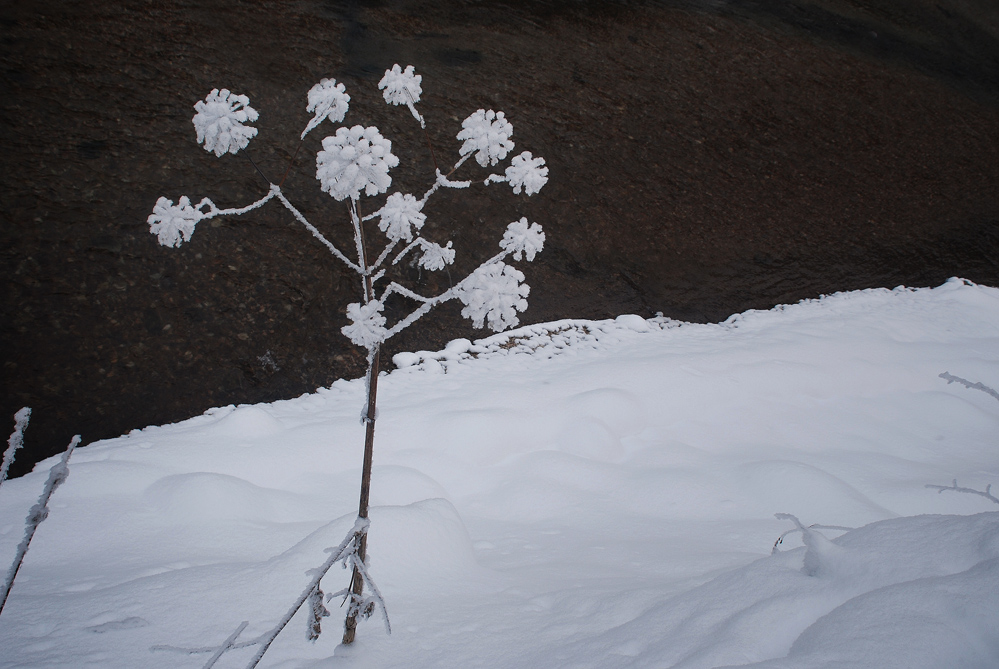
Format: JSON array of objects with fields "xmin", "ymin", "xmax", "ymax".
[
  {"xmin": 939, "ymin": 372, "xmax": 999, "ymax": 404},
  {"xmin": 926, "ymin": 479, "xmax": 999, "ymax": 506},
  {"xmin": 1, "ymin": 435, "xmax": 80, "ymax": 616}
]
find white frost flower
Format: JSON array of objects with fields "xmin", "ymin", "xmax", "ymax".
[
  {"xmin": 418, "ymin": 241, "xmax": 455, "ymax": 271},
  {"xmin": 192, "ymin": 89, "xmax": 259, "ymax": 157},
  {"xmin": 457, "ymin": 262, "xmax": 530, "ymax": 331},
  {"xmin": 377, "ymin": 193, "xmax": 425, "ymax": 242},
  {"xmin": 500, "ymin": 218, "xmax": 545, "ymax": 261},
  {"xmin": 378, "ymin": 64, "xmax": 422, "ymax": 106},
  {"xmin": 316, "ymin": 125, "xmax": 399, "ymax": 201},
  {"xmin": 301, "ymin": 78, "xmax": 350, "ymax": 139},
  {"xmin": 457, "ymin": 109, "xmax": 514, "ymax": 167},
  {"xmin": 505, "ymin": 151, "xmax": 549, "ymax": 195},
  {"xmin": 148, "ymin": 196, "xmax": 203, "ymax": 248},
  {"xmin": 341, "ymin": 300, "xmax": 387, "ymax": 349}
]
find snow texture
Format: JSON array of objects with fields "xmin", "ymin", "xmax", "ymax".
[
  {"xmin": 504, "ymin": 151, "xmax": 549, "ymax": 195},
  {"xmin": 457, "ymin": 262, "xmax": 530, "ymax": 331},
  {"xmin": 457, "ymin": 109, "xmax": 514, "ymax": 167},
  {"xmin": 1, "ymin": 280, "xmax": 999, "ymax": 667},
  {"xmin": 301, "ymin": 78, "xmax": 350, "ymax": 139},
  {"xmin": 316, "ymin": 125, "xmax": 399, "ymax": 201},
  {"xmin": 147, "ymin": 196, "xmax": 203, "ymax": 248},
  {"xmin": 341, "ymin": 300, "xmax": 388, "ymax": 349},
  {"xmin": 377, "ymin": 193, "xmax": 426, "ymax": 242},
  {"xmin": 500, "ymin": 218, "xmax": 545, "ymax": 261},
  {"xmin": 192, "ymin": 88, "xmax": 259, "ymax": 157}
]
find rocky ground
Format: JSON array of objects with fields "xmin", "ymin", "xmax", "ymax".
[{"xmin": 2, "ymin": 0, "xmax": 998, "ymax": 474}]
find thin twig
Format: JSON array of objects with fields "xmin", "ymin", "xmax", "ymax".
[
  {"xmin": 1, "ymin": 435, "xmax": 80, "ymax": 615},
  {"xmin": 1, "ymin": 407, "xmax": 31, "ymax": 488},
  {"xmin": 939, "ymin": 372, "xmax": 999, "ymax": 403},
  {"xmin": 926, "ymin": 479, "xmax": 999, "ymax": 506}
]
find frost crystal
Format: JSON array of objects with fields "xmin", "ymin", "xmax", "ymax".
[
  {"xmin": 505, "ymin": 151, "xmax": 549, "ymax": 195},
  {"xmin": 457, "ymin": 109, "xmax": 514, "ymax": 167},
  {"xmin": 302, "ymin": 79, "xmax": 350, "ymax": 139},
  {"xmin": 342, "ymin": 300, "xmax": 387, "ymax": 349},
  {"xmin": 148, "ymin": 196, "xmax": 203, "ymax": 248},
  {"xmin": 457, "ymin": 262, "xmax": 530, "ymax": 331},
  {"xmin": 500, "ymin": 218, "xmax": 545, "ymax": 261},
  {"xmin": 317, "ymin": 126, "xmax": 399, "ymax": 201},
  {"xmin": 192, "ymin": 89, "xmax": 259, "ymax": 157},
  {"xmin": 378, "ymin": 193, "xmax": 426, "ymax": 242},
  {"xmin": 418, "ymin": 241, "xmax": 455, "ymax": 271},
  {"xmin": 378, "ymin": 65, "xmax": 422, "ymax": 107}
]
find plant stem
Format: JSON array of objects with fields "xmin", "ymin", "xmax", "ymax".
[{"xmin": 343, "ymin": 198, "xmax": 380, "ymax": 645}]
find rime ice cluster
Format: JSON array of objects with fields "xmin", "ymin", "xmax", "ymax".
[
  {"xmin": 151, "ymin": 64, "xmax": 547, "ymax": 351},
  {"xmin": 192, "ymin": 89, "xmax": 259, "ymax": 157},
  {"xmin": 317, "ymin": 126, "xmax": 399, "ymax": 202}
]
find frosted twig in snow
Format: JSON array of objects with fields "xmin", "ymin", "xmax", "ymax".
[
  {"xmin": 201, "ymin": 621, "xmax": 248, "ymax": 669},
  {"xmin": 1, "ymin": 435, "xmax": 80, "ymax": 616},
  {"xmin": 1, "ymin": 407, "xmax": 31, "ymax": 489},
  {"xmin": 926, "ymin": 479, "xmax": 999, "ymax": 506},
  {"xmin": 772, "ymin": 513, "xmax": 852, "ymax": 554},
  {"xmin": 939, "ymin": 372, "xmax": 999, "ymax": 403}
]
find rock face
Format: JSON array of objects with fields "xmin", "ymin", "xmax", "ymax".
[{"xmin": 2, "ymin": 0, "xmax": 998, "ymax": 475}]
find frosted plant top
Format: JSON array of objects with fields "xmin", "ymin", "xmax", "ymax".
[{"xmin": 192, "ymin": 89, "xmax": 259, "ymax": 157}]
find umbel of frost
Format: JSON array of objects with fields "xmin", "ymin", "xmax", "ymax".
[
  {"xmin": 378, "ymin": 64, "xmax": 422, "ymax": 106},
  {"xmin": 457, "ymin": 262, "xmax": 530, "ymax": 331},
  {"xmin": 148, "ymin": 196, "xmax": 202, "ymax": 248},
  {"xmin": 457, "ymin": 109, "xmax": 514, "ymax": 167},
  {"xmin": 418, "ymin": 241, "xmax": 455, "ymax": 271},
  {"xmin": 504, "ymin": 151, "xmax": 549, "ymax": 195},
  {"xmin": 192, "ymin": 88, "xmax": 259, "ymax": 157},
  {"xmin": 377, "ymin": 193, "xmax": 425, "ymax": 242},
  {"xmin": 500, "ymin": 218, "xmax": 546, "ymax": 261},
  {"xmin": 302, "ymin": 78, "xmax": 350, "ymax": 140},
  {"xmin": 342, "ymin": 300, "xmax": 387, "ymax": 349},
  {"xmin": 317, "ymin": 126, "xmax": 399, "ymax": 201}
]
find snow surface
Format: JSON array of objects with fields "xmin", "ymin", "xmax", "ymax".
[{"xmin": 2, "ymin": 278, "xmax": 998, "ymax": 668}]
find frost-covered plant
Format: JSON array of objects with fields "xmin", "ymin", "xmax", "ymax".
[
  {"xmin": 1, "ymin": 407, "xmax": 31, "ymax": 489},
  {"xmin": 1, "ymin": 431, "xmax": 79, "ymax": 616},
  {"xmin": 147, "ymin": 65, "xmax": 548, "ymax": 650}
]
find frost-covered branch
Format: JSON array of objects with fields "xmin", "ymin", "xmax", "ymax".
[
  {"xmin": 926, "ymin": 479, "xmax": 999, "ymax": 506},
  {"xmin": 939, "ymin": 372, "xmax": 999, "ymax": 403},
  {"xmin": 771, "ymin": 513, "xmax": 852, "ymax": 554},
  {"xmin": 155, "ymin": 518, "xmax": 389, "ymax": 667},
  {"xmin": 201, "ymin": 620, "xmax": 248, "ymax": 669},
  {"xmin": 271, "ymin": 186, "xmax": 361, "ymax": 273},
  {"xmin": 1, "ymin": 407, "xmax": 30, "ymax": 489},
  {"xmin": 1, "ymin": 435, "xmax": 80, "ymax": 616}
]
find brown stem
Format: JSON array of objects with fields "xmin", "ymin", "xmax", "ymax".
[{"xmin": 343, "ymin": 198, "xmax": 380, "ymax": 645}]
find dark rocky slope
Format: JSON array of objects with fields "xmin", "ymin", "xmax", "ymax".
[{"xmin": 2, "ymin": 0, "xmax": 998, "ymax": 474}]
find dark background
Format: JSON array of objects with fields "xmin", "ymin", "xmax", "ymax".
[{"xmin": 3, "ymin": 0, "xmax": 998, "ymax": 476}]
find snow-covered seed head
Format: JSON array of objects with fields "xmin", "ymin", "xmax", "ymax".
[
  {"xmin": 457, "ymin": 109, "xmax": 514, "ymax": 167},
  {"xmin": 457, "ymin": 262, "xmax": 530, "ymax": 331},
  {"xmin": 342, "ymin": 300, "xmax": 388, "ymax": 349},
  {"xmin": 192, "ymin": 89, "xmax": 259, "ymax": 157},
  {"xmin": 505, "ymin": 151, "xmax": 549, "ymax": 196},
  {"xmin": 378, "ymin": 64, "xmax": 422, "ymax": 106},
  {"xmin": 500, "ymin": 218, "xmax": 545, "ymax": 261},
  {"xmin": 377, "ymin": 193, "xmax": 426, "ymax": 242},
  {"xmin": 302, "ymin": 78, "xmax": 350, "ymax": 139},
  {"xmin": 148, "ymin": 196, "xmax": 202, "ymax": 248},
  {"xmin": 418, "ymin": 241, "xmax": 455, "ymax": 271},
  {"xmin": 316, "ymin": 125, "xmax": 400, "ymax": 201}
]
